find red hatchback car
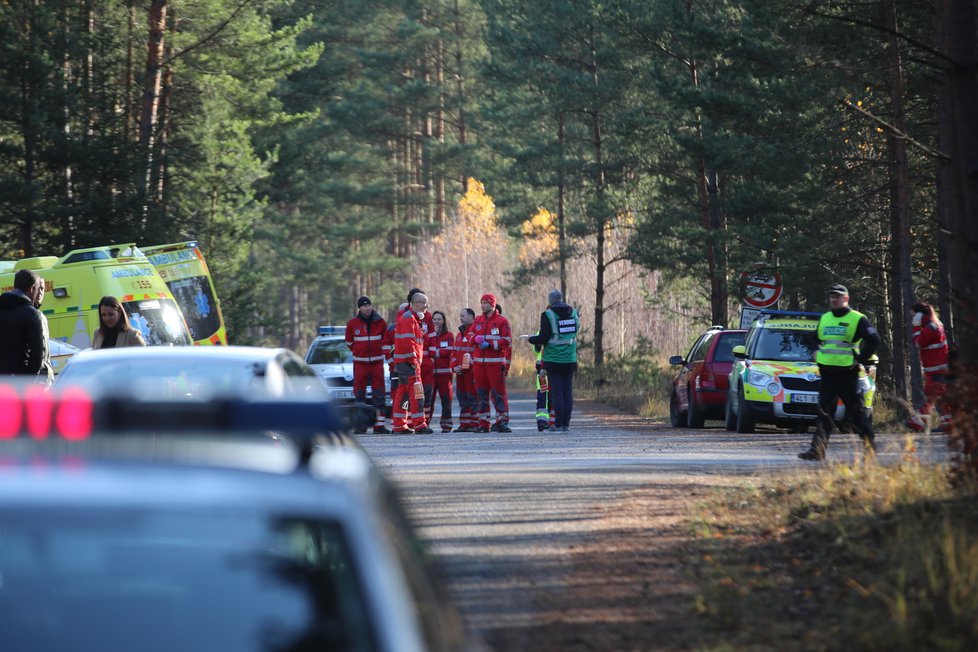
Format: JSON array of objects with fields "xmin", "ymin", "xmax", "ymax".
[{"xmin": 669, "ymin": 327, "xmax": 747, "ymax": 428}]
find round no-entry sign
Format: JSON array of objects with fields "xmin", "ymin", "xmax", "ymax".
[{"xmin": 740, "ymin": 265, "xmax": 782, "ymax": 308}]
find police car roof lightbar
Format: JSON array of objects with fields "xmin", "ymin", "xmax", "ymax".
[
  {"xmin": 0, "ymin": 385, "xmax": 364, "ymax": 463},
  {"xmin": 318, "ymin": 325, "xmax": 344, "ymax": 335},
  {"xmin": 759, "ymin": 310, "xmax": 822, "ymax": 318}
]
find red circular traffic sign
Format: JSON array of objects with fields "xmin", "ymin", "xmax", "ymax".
[{"xmin": 740, "ymin": 265, "xmax": 782, "ymax": 308}]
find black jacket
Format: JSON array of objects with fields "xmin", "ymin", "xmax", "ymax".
[
  {"xmin": 0, "ymin": 290, "xmax": 50, "ymax": 377},
  {"xmin": 528, "ymin": 303, "xmax": 578, "ymax": 374}
]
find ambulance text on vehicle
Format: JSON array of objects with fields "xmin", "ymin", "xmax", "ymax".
[{"xmin": 142, "ymin": 241, "xmax": 228, "ymax": 346}]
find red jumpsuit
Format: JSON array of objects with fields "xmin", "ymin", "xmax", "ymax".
[
  {"xmin": 426, "ymin": 328, "xmax": 456, "ymax": 431},
  {"xmin": 345, "ymin": 313, "xmax": 387, "ymax": 431},
  {"xmin": 392, "ymin": 310, "xmax": 428, "ymax": 432},
  {"xmin": 912, "ymin": 317, "xmax": 949, "ymax": 415},
  {"xmin": 450, "ymin": 324, "xmax": 478, "ymax": 430},
  {"xmin": 471, "ymin": 310, "xmax": 512, "ymax": 429}
]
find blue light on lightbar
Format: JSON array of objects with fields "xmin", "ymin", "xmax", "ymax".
[
  {"xmin": 318, "ymin": 326, "xmax": 343, "ymax": 335},
  {"xmin": 759, "ymin": 310, "xmax": 822, "ymax": 318}
]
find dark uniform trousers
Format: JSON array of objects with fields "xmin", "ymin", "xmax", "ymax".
[{"xmin": 812, "ymin": 367, "xmax": 875, "ymax": 453}]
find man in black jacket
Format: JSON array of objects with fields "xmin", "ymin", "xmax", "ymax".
[
  {"xmin": 527, "ymin": 290, "xmax": 580, "ymax": 432},
  {"xmin": 0, "ymin": 269, "xmax": 52, "ymax": 383}
]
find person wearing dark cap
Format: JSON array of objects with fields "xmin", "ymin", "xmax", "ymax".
[
  {"xmin": 799, "ymin": 284, "xmax": 881, "ymax": 460},
  {"xmin": 345, "ymin": 295, "xmax": 390, "ymax": 434},
  {"xmin": 471, "ymin": 292, "xmax": 513, "ymax": 432},
  {"xmin": 527, "ymin": 290, "xmax": 579, "ymax": 432}
]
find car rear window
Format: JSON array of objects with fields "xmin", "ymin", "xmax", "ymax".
[
  {"xmin": 0, "ymin": 508, "xmax": 375, "ymax": 652},
  {"xmin": 713, "ymin": 332, "xmax": 746, "ymax": 363},
  {"xmin": 307, "ymin": 339, "xmax": 354, "ymax": 365}
]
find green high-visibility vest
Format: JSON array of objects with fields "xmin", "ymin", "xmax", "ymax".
[
  {"xmin": 543, "ymin": 308, "xmax": 579, "ymax": 364},
  {"xmin": 816, "ymin": 310, "xmax": 864, "ymax": 368}
]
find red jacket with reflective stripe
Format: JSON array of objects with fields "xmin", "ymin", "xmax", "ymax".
[
  {"xmin": 393, "ymin": 310, "xmax": 426, "ymax": 371},
  {"xmin": 345, "ymin": 314, "xmax": 387, "ymax": 363},
  {"xmin": 427, "ymin": 328, "xmax": 455, "ymax": 374},
  {"xmin": 471, "ymin": 311, "xmax": 512, "ymax": 365},
  {"xmin": 912, "ymin": 319, "xmax": 949, "ymax": 374},
  {"xmin": 450, "ymin": 324, "xmax": 476, "ymax": 371}
]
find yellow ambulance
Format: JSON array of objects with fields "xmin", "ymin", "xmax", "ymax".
[
  {"xmin": 0, "ymin": 245, "xmax": 193, "ymax": 349},
  {"xmin": 142, "ymin": 242, "xmax": 228, "ymax": 345}
]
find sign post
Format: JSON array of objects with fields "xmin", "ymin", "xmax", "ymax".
[{"xmin": 739, "ymin": 264, "xmax": 782, "ymax": 329}]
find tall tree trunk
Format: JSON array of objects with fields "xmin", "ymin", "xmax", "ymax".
[
  {"xmin": 946, "ymin": 0, "xmax": 978, "ymax": 367},
  {"xmin": 935, "ymin": 0, "xmax": 956, "ymax": 346},
  {"xmin": 435, "ymin": 35, "xmax": 446, "ymax": 224},
  {"xmin": 882, "ymin": 0, "xmax": 921, "ymax": 406},
  {"xmin": 557, "ymin": 110, "xmax": 567, "ymax": 297},
  {"xmin": 20, "ymin": 2, "xmax": 39, "ymax": 256},
  {"xmin": 139, "ymin": 0, "xmax": 167, "ymax": 214},
  {"xmin": 453, "ymin": 0, "xmax": 467, "ymax": 194},
  {"xmin": 590, "ymin": 24, "xmax": 606, "ymax": 368}
]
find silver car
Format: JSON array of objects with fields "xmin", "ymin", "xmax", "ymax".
[
  {"xmin": 305, "ymin": 329, "xmax": 392, "ymax": 408},
  {"xmin": 0, "ymin": 388, "xmax": 474, "ymax": 652},
  {"xmin": 55, "ymin": 345, "xmax": 326, "ymax": 400}
]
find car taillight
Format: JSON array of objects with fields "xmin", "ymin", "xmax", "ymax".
[{"xmin": 700, "ymin": 367, "xmax": 717, "ymax": 390}]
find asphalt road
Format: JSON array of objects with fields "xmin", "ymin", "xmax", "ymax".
[{"xmin": 357, "ymin": 392, "xmax": 950, "ymax": 651}]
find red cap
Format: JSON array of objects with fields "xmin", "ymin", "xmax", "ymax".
[{"xmin": 480, "ymin": 293, "xmax": 497, "ymax": 309}]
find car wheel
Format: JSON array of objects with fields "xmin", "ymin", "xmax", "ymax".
[
  {"xmin": 724, "ymin": 395, "xmax": 737, "ymax": 431},
  {"xmin": 669, "ymin": 388, "xmax": 686, "ymax": 428},
  {"xmin": 735, "ymin": 386, "xmax": 755, "ymax": 434},
  {"xmin": 687, "ymin": 385, "xmax": 706, "ymax": 428}
]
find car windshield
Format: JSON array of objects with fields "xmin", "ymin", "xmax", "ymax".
[
  {"xmin": 307, "ymin": 339, "xmax": 352, "ymax": 365},
  {"xmin": 0, "ymin": 508, "xmax": 375, "ymax": 652},
  {"xmin": 752, "ymin": 328, "xmax": 820, "ymax": 362},
  {"xmin": 57, "ymin": 358, "xmax": 268, "ymax": 397},
  {"xmin": 713, "ymin": 333, "xmax": 746, "ymax": 363},
  {"xmin": 122, "ymin": 298, "xmax": 193, "ymax": 346}
]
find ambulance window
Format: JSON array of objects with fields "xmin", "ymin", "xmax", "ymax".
[
  {"xmin": 166, "ymin": 276, "xmax": 221, "ymax": 342},
  {"xmin": 123, "ymin": 299, "xmax": 193, "ymax": 346}
]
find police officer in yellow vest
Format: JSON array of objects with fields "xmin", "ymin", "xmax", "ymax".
[
  {"xmin": 527, "ymin": 290, "xmax": 579, "ymax": 433},
  {"xmin": 799, "ymin": 284, "xmax": 881, "ymax": 461}
]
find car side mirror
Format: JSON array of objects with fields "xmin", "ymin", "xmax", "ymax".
[
  {"xmin": 668, "ymin": 355, "xmax": 684, "ymax": 366},
  {"xmin": 732, "ymin": 345, "xmax": 746, "ymax": 359}
]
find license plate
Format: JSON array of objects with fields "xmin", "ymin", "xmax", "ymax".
[
  {"xmin": 333, "ymin": 390, "xmax": 355, "ymax": 400},
  {"xmin": 791, "ymin": 393, "xmax": 819, "ymax": 404}
]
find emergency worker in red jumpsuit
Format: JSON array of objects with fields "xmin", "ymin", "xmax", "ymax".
[
  {"xmin": 345, "ymin": 296, "xmax": 389, "ymax": 433},
  {"xmin": 426, "ymin": 310, "xmax": 456, "ymax": 431},
  {"xmin": 909, "ymin": 301, "xmax": 950, "ymax": 432},
  {"xmin": 450, "ymin": 308, "xmax": 478, "ymax": 432},
  {"xmin": 392, "ymin": 293, "xmax": 433, "ymax": 434},
  {"xmin": 471, "ymin": 293, "xmax": 512, "ymax": 433}
]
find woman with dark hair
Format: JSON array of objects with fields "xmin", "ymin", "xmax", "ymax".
[
  {"xmin": 451, "ymin": 308, "xmax": 478, "ymax": 431},
  {"xmin": 426, "ymin": 310, "xmax": 456, "ymax": 432},
  {"xmin": 92, "ymin": 296, "xmax": 147, "ymax": 349}
]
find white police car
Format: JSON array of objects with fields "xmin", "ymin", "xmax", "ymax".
[
  {"xmin": 305, "ymin": 326, "xmax": 392, "ymax": 408},
  {"xmin": 0, "ymin": 384, "xmax": 477, "ymax": 652}
]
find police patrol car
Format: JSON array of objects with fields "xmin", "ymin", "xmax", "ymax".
[
  {"xmin": 725, "ymin": 310, "xmax": 876, "ymax": 434},
  {"xmin": 0, "ymin": 383, "xmax": 474, "ymax": 652},
  {"xmin": 306, "ymin": 326, "xmax": 392, "ymax": 408}
]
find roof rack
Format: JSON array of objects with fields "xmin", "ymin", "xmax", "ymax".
[{"xmin": 759, "ymin": 310, "xmax": 822, "ymax": 318}]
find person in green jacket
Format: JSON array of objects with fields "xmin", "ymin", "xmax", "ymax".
[{"xmin": 527, "ymin": 290, "xmax": 579, "ymax": 433}]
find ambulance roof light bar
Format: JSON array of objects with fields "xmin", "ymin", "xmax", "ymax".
[
  {"xmin": 318, "ymin": 326, "xmax": 344, "ymax": 335},
  {"xmin": 759, "ymin": 310, "xmax": 822, "ymax": 319}
]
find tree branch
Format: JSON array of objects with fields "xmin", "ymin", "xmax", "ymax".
[
  {"xmin": 840, "ymin": 99, "xmax": 949, "ymax": 160},
  {"xmin": 162, "ymin": 0, "xmax": 254, "ymax": 66}
]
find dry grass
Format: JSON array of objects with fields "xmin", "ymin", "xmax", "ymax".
[
  {"xmin": 576, "ymin": 350, "xmax": 673, "ymax": 420},
  {"xmin": 686, "ymin": 452, "xmax": 978, "ymax": 651}
]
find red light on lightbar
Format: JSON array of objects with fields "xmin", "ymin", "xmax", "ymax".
[
  {"xmin": 25, "ymin": 385, "xmax": 54, "ymax": 440},
  {"xmin": 56, "ymin": 388, "xmax": 93, "ymax": 440},
  {"xmin": 0, "ymin": 385, "xmax": 21, "ymax": 439}
]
